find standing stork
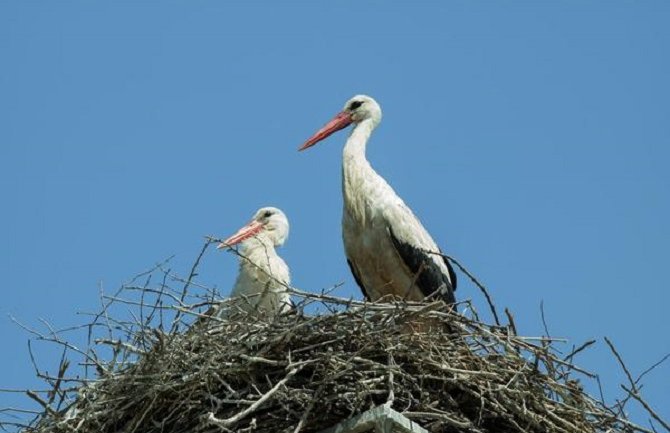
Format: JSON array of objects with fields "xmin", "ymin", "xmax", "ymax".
[
  {"xmin": 215, "ymin": 206, "xmax": 292, "ymax": 317},
  {"xmin": 299, "ymin": 95, "xmax": 457, "ymax": 304}
]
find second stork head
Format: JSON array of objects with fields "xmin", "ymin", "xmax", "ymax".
[{"xmin": 218, "ymin": 206, "xmax": 289, "ymax": 250}]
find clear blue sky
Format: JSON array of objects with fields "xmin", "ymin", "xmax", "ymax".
[{"xmin": 1, "ymin": 1, "xmax": 668, "ymax": 427}]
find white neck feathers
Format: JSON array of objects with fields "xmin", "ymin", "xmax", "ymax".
[{"xmin": 343, "ymin": 119, "xmax": 375, "ymax": 163}]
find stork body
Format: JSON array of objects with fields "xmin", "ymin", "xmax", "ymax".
[
  {"xmin": 300, "ymin": 96, "xmax": 456, "ymax": 303},
  {"xmin": 217, "ymin": 207, "xmax": 291, "ymax": 317}
]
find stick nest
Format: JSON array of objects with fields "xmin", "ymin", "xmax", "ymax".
[{"xmin": 25, "ymin": 285, "xmax": 642, "ymax": 433}]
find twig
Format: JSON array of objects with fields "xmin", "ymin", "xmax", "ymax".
[
  {"xmin": 504, "ymin": 307, "xmax": 517, "ymax": 336},
  {"xmin": 206, "ymin": 366, "xmax": 302, "ymax": 428},
  {"xmin": 636, "ymin": 352, "xmax": 670, "ymax": 385},
  {"xmin": 540, "ymin": 300, "xmax": 551, "ymax": 339},
  {"xmin": 604, "ymin": 337, "xmax": 638, "ymax": 393},
  {"xmin": 169, "ymin": 240, "xmax": 213, "ymax": 334},
  {"xmin": 426, "ymin": 251, "xmax": 501, "ymax": 326},
  {"xmin": 622, "ymin": 386, "xmax": 670, "ymax": 433},
  {"xmin": 564, "ymin": 340, "xmax": 596, "ymax": 362},
  {"xmin": 25, "ymin": 392, "xmax": 55, "ymax": 416},
  {"xmin": 385, "ymin": 352, "xmax": 395, "ymax": 408}
]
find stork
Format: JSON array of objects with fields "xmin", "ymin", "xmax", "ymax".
[
  {"xmin": 299, "ymin": 95, "xmax": 457, "ymax": 304},
  {"xmin": 215, "ymin": 206, "xmax": 292, "ymax": 317}
]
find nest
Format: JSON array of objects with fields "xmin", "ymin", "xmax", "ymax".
[
  {"xmin": 7, "ymin": 248, "xmax": 663, "ymax": 433},
  {"xmin": 24, "ymin": 305, "xmax": 645, "ymax": 432}
]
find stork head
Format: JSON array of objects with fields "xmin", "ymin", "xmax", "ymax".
[
  {"xmin": 217, "ymin": 207, "xmax": 289, "ymax": 249},
  {"xmin": 299, "ymin": 94, "xmax": 382, "ymax": 151}
]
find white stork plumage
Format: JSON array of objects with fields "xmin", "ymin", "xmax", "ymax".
[
  {"xmin": 299, "ymin": 95, "xmax": 457, "ymax": 304},
  {"xmin": 216, "ymin": 206, "xmax": 292, "ymax": 317}
]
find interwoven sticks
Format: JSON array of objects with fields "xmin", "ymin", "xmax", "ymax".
[{"xmin": 22, "ymin": 295, "xmax": 652, "ymax": 433}]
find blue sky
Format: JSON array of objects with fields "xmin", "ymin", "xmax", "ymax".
[{"xmin": 1, "ymin": 1, "xmax": 669, "ymax": 427}]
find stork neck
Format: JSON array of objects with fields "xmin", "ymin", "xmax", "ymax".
[
  {"xmin": 241, "ymin": 234, "xmax": 276, "ymax": 254},
  {"xmin": 343, "ymin": 119, "xmax": 374, "ymax": 165},
  {"xmin": 342, "ymin": 119, "xmax": 380, "ymax": 212}
]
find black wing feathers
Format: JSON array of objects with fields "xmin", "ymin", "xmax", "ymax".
[
  {"xmin": 388, "ymin": 227, "xmax": 456, "ymax": 304},
  {"xmin": 347, "ymin": 258, "xmax": 371, "ymax": 301},
  {"xmin": 441, "ymin": 252, "xmax": 457, "ymax": 292}
]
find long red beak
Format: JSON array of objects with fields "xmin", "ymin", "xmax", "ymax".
[
  {"xmin": 217, "ymin": 220, "xmax": 263, "ymax": 249},
  {"xmin": 298, "ymin": 111, "xmax": 353, "ymax": 151}
]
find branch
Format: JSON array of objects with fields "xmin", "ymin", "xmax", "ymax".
[
  {"xmin": 426, "ymin": 251, "xmax": 501, "ymax": 326},
  {"xmin": 206, "ymin": 366, "xmax": 302, "ymax": 429},
  {"xmin": 170, "ymin": 240, "xmax": 213, "ymax": 333},
  {"xmin": 622, "ymin": 385, "xmax": 670, "ymax": 433}
]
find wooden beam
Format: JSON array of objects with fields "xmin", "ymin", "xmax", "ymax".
[{"xmin": 316, "ymin": 405, "xmax": 429, "ymax": 433}]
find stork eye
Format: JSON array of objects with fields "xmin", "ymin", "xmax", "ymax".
[
  {"xmin": 349, "ymin": 100, "xmax": 364, "ymax": 110},
  {"xmin": 263, "ymin": 211, "xmax": 273, "ymax": 218}
]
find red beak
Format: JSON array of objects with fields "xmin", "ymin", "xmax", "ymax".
[
  {"xmin": 217, "ymin": 220, "xmax": 263, "ymax": 249},
  {"xmin": 298, "ymin": 111, "xmax": 353, "ymax": 151}
]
